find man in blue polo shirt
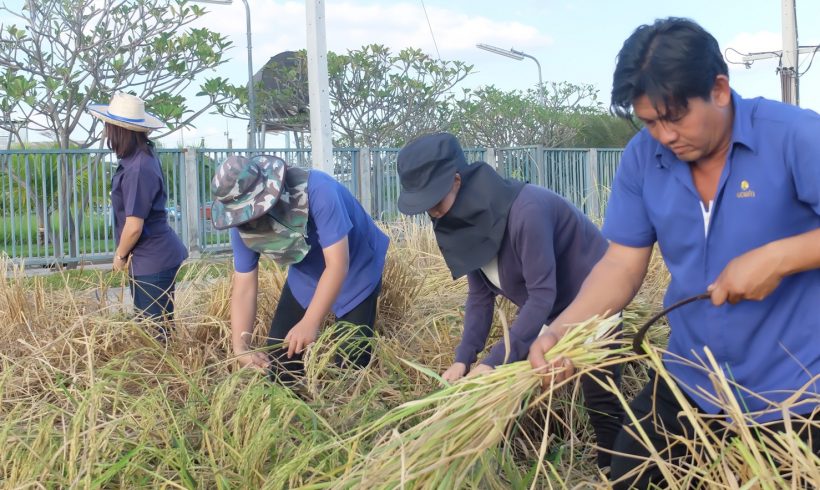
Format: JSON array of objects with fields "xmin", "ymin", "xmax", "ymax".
[{"xmin": 528, "ymin": 17, "xmax": 819, "ymax": 487}]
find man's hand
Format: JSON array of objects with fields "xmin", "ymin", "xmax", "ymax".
[
  {"xmin": 285, "ymin": 318, "xmax": 321, "ymax": 358},
  {"xmin": 466, "ymin": 363, "xmax": 493, "ymax": 378},
  {"xmin": 112, "ymin": 255, "xmax": 127, "ymax": 272},
  {"xmin": 527, "ymin": 330, "xmax": 574, "ymax": 389},
  {"xmin": 441, "ymin": 362, "xmax": 468, "ymax": 382},
  {"xmin": 234, "ymin": 348, "xmax": 271, "ymax": 372},
  {"xmin": 709, "ymin": 243, "xmax": 784, "ymax": 306}
]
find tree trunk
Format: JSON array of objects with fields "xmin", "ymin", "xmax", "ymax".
[{"xmin": 58, "ymin": 133, "xmax": 78, "ymax": 268}]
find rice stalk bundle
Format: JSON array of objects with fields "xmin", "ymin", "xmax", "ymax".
[
  {"xmin": 327, "ymin": 314, "xmax": 627, "ymax": 489},
  {"xmin": 609, "ymin": 346, "xmax": 820, "ymax": 489}
]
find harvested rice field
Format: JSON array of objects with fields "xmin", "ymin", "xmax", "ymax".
[{"xmin": 1, "ymin": 222, "xmax": 817, "ymax": 488}]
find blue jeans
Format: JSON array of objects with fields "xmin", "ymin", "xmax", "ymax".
[{"xmin": 130, "ymin": 264, "xmax": 180, "ymax": 338}]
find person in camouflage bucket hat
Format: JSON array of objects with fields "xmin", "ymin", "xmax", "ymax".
[
  {"xmin": 211, "ymin": 154, "xmax": 310, "ymax": 265},
  {"xmin": 215, "ymin": 155, "xmax": 390, "ymax": 391}
]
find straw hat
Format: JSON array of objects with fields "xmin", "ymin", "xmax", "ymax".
[{"xmin": 87, "ymin": 93, "xmax": 165, "ymax": 132}]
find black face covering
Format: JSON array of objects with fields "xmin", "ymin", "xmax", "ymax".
[{"xmin": 432, "ymin": 162, "xmax": 525, "ymax": 279}]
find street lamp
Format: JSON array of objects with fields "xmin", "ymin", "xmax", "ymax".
[
  {"xmin": 193, "ymin": 0, "xmax": 256, "ymax": 149},
  {"xmin": 476, "ymin": 43, "xmax": 544, "ymax": 103}
]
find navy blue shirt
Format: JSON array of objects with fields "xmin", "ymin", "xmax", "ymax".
[
  {"xmin": 111, "ymin": 150, "xmax": 188, "ymax": 276},
  {"xmin": 603, "ymin": 92, "xmax": 820, "ymax": 421},
  {"xmin": 456, "ymin": 184, "xmax": 608, "ymax": 367},
  {"xmin": 231, "ymin": 170, "xmax": 389, "ymax": 316}
]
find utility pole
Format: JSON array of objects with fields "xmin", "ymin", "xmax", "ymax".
[
  {"xmin": 740, "ymin": 0, "xmax": 818, "ymax": 105},
  {"xmin": 306, "ymin": 0, "xmax": 334, "ymax": 174}
]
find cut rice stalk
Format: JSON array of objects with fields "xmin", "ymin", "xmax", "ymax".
[{"xmin": 327, "ymin": 314, "xmax": 627, "ymax": 489}]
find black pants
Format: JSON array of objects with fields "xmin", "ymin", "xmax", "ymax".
[
  {"xmin": 610, "ymin": 372, "xmax": 820, "ymax": 489},
  {"xmin": 580, "ymin": 359, "xmax": 625, "ymax": 469},
  {"xmin": 266, "ymin": 281, "xmax": 380, "ymax": 385}
]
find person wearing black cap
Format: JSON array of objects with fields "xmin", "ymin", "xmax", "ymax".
[{"xmin": 397, "ymin": 132, "xmax": 624, "ymax": 470}]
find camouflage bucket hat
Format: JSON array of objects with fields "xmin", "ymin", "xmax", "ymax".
[
  {"xmin": 210, "ymin": 155, "xmax": 287, "ymax": 230},
  {"xmin": 236, "ymin": 166, "xmax": 310, "ymax": 266}
]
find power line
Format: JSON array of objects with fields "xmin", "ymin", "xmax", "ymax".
[
  {"xmin": 797, "ymin": 44, "xmax": 820, "ymax": 76},
  {"xmin": 419, "ymin": 0, "xmax": 441, "ymax": 60}
]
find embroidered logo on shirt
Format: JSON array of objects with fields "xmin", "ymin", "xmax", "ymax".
[{"xmin": 737, "ymin": 180, "xmax": 755, "ymax": 198}]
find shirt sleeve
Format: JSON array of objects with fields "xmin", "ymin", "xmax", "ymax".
[
  {"xmin": 482, "ymin": 200, "xmax": 557, "ymax": 367},
  {"xmin": 230, "ymin": 227, "xmax": 261, "ymax": 273},
  {"xmin": 309, "ymin": 178, "xmax": 353, "ymax": 249},
  {"xmin": 601, "ymin": 137, "xmax": 657, "ymax": 247},
  {"xmin": 454, "ymin": 271, "xmax": 497, "ymax": 366},
  {"xmin": 121, "ymin": 155, "xmax": 162, "ymax": 219},
  {"xmin": 789, "ymin": 110, "xmax": 820, "ymax": 215}
]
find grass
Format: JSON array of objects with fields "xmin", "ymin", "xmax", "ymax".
[
  {"xmin": 1, "ymin": 221, "xmax": 817, "ymax": 488},
  {"xmin": 17, "ymin": 260, "xmax": 232, "ymax": 290}
]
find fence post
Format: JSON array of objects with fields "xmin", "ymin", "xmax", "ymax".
[
  {"xmin": 535, "ymin": 145, "xmax": 546, "ymax": 186},
  {"xmin": 357, "ymin": 147, "xmax": 373, "ymax": 215},
  {"xmin": 586, "ymin": 148, "xmax": 600, "ymax": 222},
  {"xmin": 485, "ymin": 147, "xmax": 498, "ymax": 171},
  {"xmin": 373, "ymin": 150, "xmax": 384, "ymax": 218},
  {"xmin": 181, "ymin": 147, "xmax": 200, "ymax": 255}
]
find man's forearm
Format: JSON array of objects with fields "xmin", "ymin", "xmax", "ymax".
[
  {"xmin": 546, "ymin": 245, "xmax": 651, "ymax": 337},
  {"xmin": 231, "ymin": 271, "xmax": 259, "ymax": 352},
  {"xmin": 770, "ymin": 228, "xmax": 820, "ymax": 277},
  {"xmin": 303, "ymin": 262, "xmax": 347, "ymax": 325}
]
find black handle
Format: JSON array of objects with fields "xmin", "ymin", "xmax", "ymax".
[{"xmin": 632, "ymin": 292, "xmax": 711, "ymax": 354}]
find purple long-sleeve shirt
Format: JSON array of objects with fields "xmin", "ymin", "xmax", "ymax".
[{"xmin": 454, "ymin": 184, "xmax": 608, "ymax": 368}]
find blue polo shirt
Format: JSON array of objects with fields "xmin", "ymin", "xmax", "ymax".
[
  {"xmin": 603, "ymin": 91, "xmax": 820, "ymax": 422},
  {"xmin": 231, "ymin": 170, "xmax": 389, "ymax": 316}
]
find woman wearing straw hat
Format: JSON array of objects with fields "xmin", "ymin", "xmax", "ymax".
[
  {"xmin": 88, "ymin": 93, "xmax": 188, "ymax": 337},
  {"xmin": 396, "ymin": 132, "xmax": 624, "ymax": 471},
  {"xmin": 211, "ymin": 155, "xmax": 389, "ymax": 385}
]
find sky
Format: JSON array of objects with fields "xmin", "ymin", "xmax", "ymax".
[{"xmin": 2, "ymin": 0, "xmax": 819, "ymax": 148}]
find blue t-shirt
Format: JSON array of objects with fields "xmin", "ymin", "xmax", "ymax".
[
  {"xmin": 110, "ymin": 150, "xmax": 188, "ymax": 276},
  {"xmin": 602, "ymin": 91, "xmax": 820, "ymax": 422},
  {"xmin": 231, "ymin": 170, "xmax": 389, "ymax": 316}
]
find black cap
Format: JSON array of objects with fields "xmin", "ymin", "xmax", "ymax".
[{"xmin": 397, "ymin": 133, "xmax": 467, "ymax": 215}]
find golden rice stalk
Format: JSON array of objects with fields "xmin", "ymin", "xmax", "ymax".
[{"xmin": 328, "ymin": 314, "xmax": 628, "ymax": 489}]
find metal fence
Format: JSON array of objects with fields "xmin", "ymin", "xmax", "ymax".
[
  {"xmin": 495, "ymin": 147, "xmax": 622, "ymax": 218},
  {"xmin": 0, "ymin": 146, "xmax": 622, "ymax": 266},
  {"xmin": 0, "ymin": 148, "xmax": 185, "ymax": 266}
]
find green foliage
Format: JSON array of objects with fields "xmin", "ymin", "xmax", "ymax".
[
  {"xmin": 326, "ymin": 44, "xmax": 472, "ymax": 148},
  {"xmin": 573, "ymin": 113, "xmax": 639, "ymax": 148},
  {"xmin": 452, "ymin": 83, "xmax": 616, "ymax": 149},
  {"xmin": 0, "ymin": 0, "xmax": 240, "ymax": 148}
]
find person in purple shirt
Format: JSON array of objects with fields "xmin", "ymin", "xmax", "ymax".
[
  {"xmin": 396, "ymin": 132, "xmax": 624, "ymax": 470},
  {"xmin": 210, "ymin": 155, "xmax": 389, "ymax": 386},
  {"xmin": 88, "ymin": 93, "xmax": 188, "ymax": 337},
  {"xmin": 528, "ymin": 18, "xmax": 820, "ymax": 487}
]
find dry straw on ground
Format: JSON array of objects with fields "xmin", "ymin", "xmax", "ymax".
[{"xmin": 1, "ymin": 222, "xmax": 817, "ymax": 488}]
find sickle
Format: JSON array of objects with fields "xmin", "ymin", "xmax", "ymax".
[{"xmin": 633, "ymin": 292, "xmax": 711, "ymax": 354}]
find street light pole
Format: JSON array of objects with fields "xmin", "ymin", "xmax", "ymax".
[
  {"xmin": 477, "ymin": 43, "xmax": 544, "ymax": 103},
  {"xmin": 192, "ymin": 0, "xmax": 256, "ymax": 149}
]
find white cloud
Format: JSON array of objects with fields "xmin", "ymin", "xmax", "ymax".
[{"xmin": 195, "ymin": 1, "xmax": 551, "ymax": 62}]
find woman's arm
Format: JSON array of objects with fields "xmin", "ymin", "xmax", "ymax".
[{"xmin": 113, "ymin": 216, "xmax": 143, "ymax": 271}]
